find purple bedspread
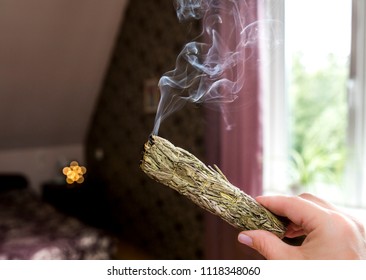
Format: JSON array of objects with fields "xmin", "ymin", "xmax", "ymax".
[{"xmin": 0, "ymin": 189, "xmax": 115, "ymax": 260}]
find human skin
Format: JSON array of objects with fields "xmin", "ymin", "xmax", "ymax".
[{"xmin": 237, "ymin": 193, "xmax": 366, "ymax": 260}]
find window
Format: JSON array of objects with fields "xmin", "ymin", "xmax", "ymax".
[{"xmin": 261, "ymin": 0, "xmax": 366, "ymax": 208}]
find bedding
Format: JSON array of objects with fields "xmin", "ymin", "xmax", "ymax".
[{"xmin": 0, "ymin": 174, "xmax": 116, "ymax": 260}]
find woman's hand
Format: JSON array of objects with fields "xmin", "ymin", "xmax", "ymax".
[{"xmin": 237, "ymin": 193, "xmax": 366, "ymax": 259}]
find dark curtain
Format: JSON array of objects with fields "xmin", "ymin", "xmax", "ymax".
[{"xmin": 204, "ymin": 0, "xmax": 264, "ymax": 260}]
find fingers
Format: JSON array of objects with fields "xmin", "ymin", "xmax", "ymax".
[
  {"xmin": 238, "ymin": 230, "xmax": 301, "ymax": 259},
  {"xmin": 301, "ymin": 193, "xmax": 366, "ymax": 233},
  {"xmin": 238, "ymin": 194, "xmax": 366, "ymax": 260},
  {"xmin": 285, "ymin": 193, "xmax": 330, "ymax": 238},
  {"xmin": 237, "ymin": 194, "xmax": 325, "ymax": 259},
  {"xmin": 285, "ymin": 223, "xmax": 306, "ymax": 238},
  {"xmin": 298, "ymin": 193, "xmax": 363, "ymax": 232},
  {"xmin": 299, "ymin": 193, "xmax": 338, "ymax": 211},
  {"xmin": 256, "ymin": 195, "xmax": 328, "ymax": 234}
]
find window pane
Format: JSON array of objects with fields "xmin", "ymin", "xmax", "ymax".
[{"xmin": 285, "ymin": 0, "xmax": 352, "ymax": 203}]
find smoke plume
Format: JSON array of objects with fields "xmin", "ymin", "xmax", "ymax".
[{"xmin": 152, "ymin": 0, "xmax": 280, "ymax": 135}]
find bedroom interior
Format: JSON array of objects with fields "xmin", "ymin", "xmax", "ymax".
[
  {"xmin": 1, "ymin": 0, "xmax": 264, "ymax": 260},
  {"xmin": 5, "ymin": 0, "xmax": 363, "ymax": 261}
]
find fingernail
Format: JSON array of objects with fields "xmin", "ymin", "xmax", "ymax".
[{"xmin": 238, "ymin": 233, "xmax": 253, "ymax": 247}]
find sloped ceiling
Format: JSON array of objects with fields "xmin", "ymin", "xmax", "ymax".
[{"xmin": 0, "ymin": 0, "xmax": 129, "ymax": 150}]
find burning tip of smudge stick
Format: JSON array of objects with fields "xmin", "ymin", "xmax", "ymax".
[
  {"xmin": 140, "ymin": 135, "xmax": 287, "ymax": 238},
  {"xmin": 148, "ymin": 134, "xmax": 155, "ymax": 145}
]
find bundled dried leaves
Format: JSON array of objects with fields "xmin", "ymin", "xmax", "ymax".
[{"xmin": 140, "ymin": 135, "xmax": 287, "ymax": 238}]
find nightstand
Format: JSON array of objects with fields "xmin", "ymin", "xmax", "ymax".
[
  {"xmin": 42, "ymin": 181, "xmax": 88, "ymax": 218},
  {"xmin": 42, "ymin": 178, "xmax": 110, "ymax": 228}
]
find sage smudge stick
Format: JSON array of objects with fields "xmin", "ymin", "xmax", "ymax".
[{"xmin": 140, "ymin": 135, "xmax": 287, "ymax": 238}]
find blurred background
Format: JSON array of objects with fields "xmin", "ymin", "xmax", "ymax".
[{"xmin": 0, "ymin": 0, "xmax": 365, "ymax": 260}]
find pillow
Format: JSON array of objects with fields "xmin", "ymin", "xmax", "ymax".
[{"xmin": 0, "ymin": 174, "xmax": 28, "ymax": 192}]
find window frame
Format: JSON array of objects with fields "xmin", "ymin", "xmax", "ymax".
[
  {"xmin": 346, "ymin": 0, "xmax": 366, "ymax": 207},
  {"xmin": 261, "ymin": 0, "xmax": 366, "ymax": 208},
  {"xmin": 260, "ymin": 0, "xmax": 289, "ymax": 194}
]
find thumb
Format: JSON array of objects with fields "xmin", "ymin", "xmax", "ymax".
[{"xmin": 238, "ymin": 231, "xmax": 300, "ymax": 259}]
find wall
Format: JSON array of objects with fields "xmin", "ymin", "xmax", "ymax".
[
  {"xmin": 0, "ymin": 0, "xmax": 128, "ymax": 150},
  {"xmin": 0, "ymin": 0, "xmax": 128, "ymax": 193},
  {"xmin": 87, "ymin": 0, "xmax": 206, "ymax": 259}
]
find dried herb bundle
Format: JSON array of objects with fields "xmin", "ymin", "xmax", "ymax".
[{"xmin": 140, "ymin": 135, "xmax": 287, "ymax": 238}]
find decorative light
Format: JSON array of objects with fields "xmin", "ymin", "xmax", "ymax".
[{"xmin": 62, "ymin": 161, "xmax": 87, "ymax": 184}]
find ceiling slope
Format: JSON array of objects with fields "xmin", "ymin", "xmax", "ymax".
[{"xmin": 0, "ymin": 0, "xmax": 129, "ymax": 150}]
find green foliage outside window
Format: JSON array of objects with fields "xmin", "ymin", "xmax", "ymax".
[{"xmin": 289, "ymin": 53, "xmax": 348, "ymax": 188}]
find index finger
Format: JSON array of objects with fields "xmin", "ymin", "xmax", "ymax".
[{"xmin": 256, "ymin": 195, "xmax": 329, "ymax": 234}]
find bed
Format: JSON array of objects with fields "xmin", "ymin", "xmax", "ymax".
[{"xmin": 0, "ymin": 174, "xmax": 116, "ymax": 260}]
